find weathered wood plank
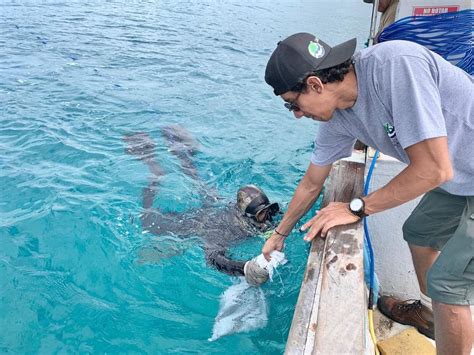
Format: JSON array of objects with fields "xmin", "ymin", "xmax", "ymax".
[
  {"xmin": 285, "ymin": 232, "xmax": 327, "ymax": 354},
  {"xmin": 286, "ymin": 158, "xmax": 366, "ymax": 354},
  {"xmin": 313, "ymin": 224, "xmax": 366, "ymax": 353},
  {"xmin": 312, "ymin": 161, "xmax": 366, "ymax": 354}
]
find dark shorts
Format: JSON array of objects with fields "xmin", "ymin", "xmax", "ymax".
[{"xmin": 403, "ymin": 188, "xmax": 474, "ymax": 305}]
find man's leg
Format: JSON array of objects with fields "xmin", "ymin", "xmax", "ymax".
[
  {"xmin": 409, "ymin": 244, "xmax": 439, "ymax": 295},
  {"xmin": 378, "ymin": 188, "xmax": 466, "ymax": 340},
  {"xmin": 161, "ymin": 125, "xmax": 220, "ymax": 205},
  {"xmin": 433, "ymin": 301, "xmax": 473, "ymax": 355},
  {"xmin": 123, "ymin": 132, "xmax": 164, "ymax": 210},
  {"xmin": 124, "ymin": 132, "xmax": 191, "ymax": 263},
  {"xmin": 427, "ymin": 195, "xmax": 474, "ymax": 353},
  {"xmin": 161, "ymin": 125, "xmax": 199, "ymax": 179},
  {"xmin": 410, "ymin": 244, "xmax": 473, "ymax": 353}
]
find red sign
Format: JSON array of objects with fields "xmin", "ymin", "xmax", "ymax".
[{"xmin": 412, "ymin": 5, "xmax": 460, "ymax": 16}]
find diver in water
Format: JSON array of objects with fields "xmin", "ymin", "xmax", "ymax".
[{"xmin": 124, "ymin": 126, "xmax": 280, "ymax": 286}]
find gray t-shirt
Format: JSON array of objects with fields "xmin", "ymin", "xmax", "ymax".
[{"xmin": 311, "ymin": 40, "xmax": 474, "ymax": 196}]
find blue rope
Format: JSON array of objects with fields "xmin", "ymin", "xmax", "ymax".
[
  {"xmin": 378, "ymin": 9, "xmax": 473, "ymax": 74},
  {"xmin": 363, "ymin": 151, "xmax": 379, "ymax": 307}
]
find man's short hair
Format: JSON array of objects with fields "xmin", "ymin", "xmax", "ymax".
[{"xmin": 290, "ymin": 57, "xmax": 354, "ymax": 92}]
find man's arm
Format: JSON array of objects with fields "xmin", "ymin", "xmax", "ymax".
[
  {"xmin": 262, "ymin": 163, "xmax": 332, "ymax": 259},
  {"xmin": 365, "ymin": 136, "xmax": 452, "ymax": 213},
  {"xmin": 301, "ymin": 137, "xmax": 453, "ymax": 240}
]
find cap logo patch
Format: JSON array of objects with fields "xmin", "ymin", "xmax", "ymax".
[{"xmin": 308, "ymin": 40, "xmax": 325, "ymax": 59}]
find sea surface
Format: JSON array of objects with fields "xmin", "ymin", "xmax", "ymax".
[{"xmin": 0, "ymin": 1, "xmax": 371, "ymax": 353}]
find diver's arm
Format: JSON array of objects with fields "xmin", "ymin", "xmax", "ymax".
[
  {"xmin": 262, "ymin": 163, "xmax": 332, "ymax": 259},
  {"xmin": 205, "ymin": 247, "xmax": 246, "ymax": 276}
]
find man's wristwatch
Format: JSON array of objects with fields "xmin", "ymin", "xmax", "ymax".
[{"xmin": 349, "ymin": 197, "xmax": 367, "ymax": 218}]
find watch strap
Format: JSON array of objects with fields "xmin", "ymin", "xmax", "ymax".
[{"xmin": 349, "ymin": 197, "xmax": 367, "ymax": 218}]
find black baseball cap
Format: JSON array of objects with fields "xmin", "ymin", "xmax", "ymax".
[{"xmin": 265, "ymin": 33, "xmax": 357, "ymax": 95}]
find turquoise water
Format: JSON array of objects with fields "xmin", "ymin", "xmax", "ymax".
[{"xmin": 0, "ymin": 1, "xmax": 371, "ymax": 353}]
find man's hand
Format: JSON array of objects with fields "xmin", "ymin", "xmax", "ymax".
[
  {"xmin": 300, "ymin": 202, "xmax": 360, "ymax": 242},
  {"xmin": 262, "ymin": 234, "xmax": 285, "ymax": 261}
]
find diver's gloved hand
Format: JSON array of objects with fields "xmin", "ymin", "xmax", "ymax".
[{"xmin": 244, "ymin": 257, "xmax": 269, "ymax": 286}]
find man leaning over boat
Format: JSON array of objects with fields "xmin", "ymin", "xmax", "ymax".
[{"xmin": 262, "ymin": 33, "xmax": 473, "ymax": 354}]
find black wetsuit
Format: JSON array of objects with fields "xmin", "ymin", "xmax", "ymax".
[
  {"xmin": 125, "ymin": 127, "xmax": 274, "ymax": 276},
  {"xmin": 141, "ymin": 202, "xmax": 273, "ymax": 276}
]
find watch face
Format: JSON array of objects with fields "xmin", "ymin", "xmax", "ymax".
[{"xmin": 350, "ymin": 198, "xmax": 363, "ymax": 212}]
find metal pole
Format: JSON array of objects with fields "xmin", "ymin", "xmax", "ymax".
[{"xmin": 368, "ymin": 0, "xmax": 380, "ymax": 46}]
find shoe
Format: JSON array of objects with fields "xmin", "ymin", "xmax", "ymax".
[{"xmin": 377, "ymin": 295, "xmax": 435, "ymax": 340}]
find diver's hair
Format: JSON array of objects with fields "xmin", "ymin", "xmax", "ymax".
[{"xmin": 291, "ymin": 57, "xmax": 354, "ymax": 92}]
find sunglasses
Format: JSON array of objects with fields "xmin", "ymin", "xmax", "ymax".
[{"xmin": 284, "ymin": 91, "xmax": 302, "ymax": 112}]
